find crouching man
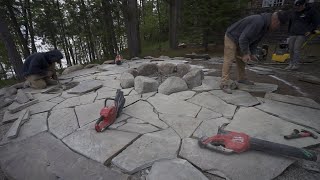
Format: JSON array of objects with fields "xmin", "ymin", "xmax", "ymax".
[
  {"xmin": 220, "ymin": 11, "xmax": 287, "ymax": 94},
  {"xmin": 23, "ymin": 49, "xmax": 63, "ymax": 89}
]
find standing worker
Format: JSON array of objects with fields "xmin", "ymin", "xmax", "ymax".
[
  {"xmin": 220, "ymin": 11, "xmax": 287, "ymax": 94},
  {"xmin": 285, "ymin": 0, "xmax": 320, "ymax": 70},
  {"xmin": 23, "ymin": 49, "xmax": 63, "ymax": 89}
]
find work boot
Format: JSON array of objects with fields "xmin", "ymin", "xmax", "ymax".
[
  {"xmin": 285, "ymin": 64, "xmax": 293, "ymax": 70},
  {"xmin": 237, "ymin": 79, "xmax": 254, "ymax": 85},
  {"xmin": 291, "ymin": 64, "xmax": 300, "ymax": 70},
  {"xmin": 220, "ymin": 84, "xmax": 232, "ymax": 94}
]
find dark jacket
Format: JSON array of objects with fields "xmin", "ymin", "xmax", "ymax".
[
  {"xmin": 226, "ymin": 13, "xmax": 271, "ymax": 55},
  {"xmin": 23, "ymin": 50, "xmax": 63, "ymax": 77},
  {"xmin": 289, "ymin": 5, "xmax": 320, "ymax": 36}
]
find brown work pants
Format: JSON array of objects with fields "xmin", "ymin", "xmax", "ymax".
[
  {"xmin": 221, "ymin": 35, "xmax": 246, "ymax": 86},
  {"xmin": 26, "ymin": 63, "xmax": 57, "ymax": 89}
]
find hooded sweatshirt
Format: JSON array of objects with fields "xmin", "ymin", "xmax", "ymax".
[
  {"xmin": 226, "ymin": 13, "xmax": 272, "ymax": 55},
  {"xmin": 23, "ymin": 50, "xmax": 63, "ymax": 77}
]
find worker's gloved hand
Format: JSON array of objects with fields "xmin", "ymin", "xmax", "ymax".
[{"xmin": 242, "ymin": 54, "xmax": 251, "ymax": 63}]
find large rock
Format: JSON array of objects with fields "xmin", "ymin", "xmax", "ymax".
[
  {"xmin": 157, "ymin": 63, "xmax": 176, "ymax": 75},
  {"xmin": 148, "ymin": 94, "xmax": 201, "ymax": 118},
  {"xmin": 0, "ymin": 132, "xmax": 127, "ymax": 180},
  {"xmin": 210, "ymin": 90, "xmax": 260, "ymax": 107},
  {"xmin": 126, "ymin": 68, "xmax": 139, "ymax": 77},
  {"xmin": 137, "ymin": 63, "xmax": 158, "ymax": 76},
  {"xmin": 48, "ymin": 108, "xmax": 79, "ymax": 139},
  {"xmin": 67, "ymin": 80, "xmax": 102, "ymax": 94},
  {"xmin": 192, "ymin": 76, "xmax": 220, "ymax": 92},
  {"xmin": 158, "ymin": 77, "xmax": 188, "ymax": 95},
  {"xmin": 120, "ymin": 72, "xmax": 135, "ymax": 88},
  {"xmin": 187, "ymin": 92, "xmax": 237, "ymax": 119},
  {"xmin": 256, "ymin": 99, "xmax": 320, "ymax": 133},
  {"xmin": 179, "ymin": 138, "xmax": 294, "ymax": 180},
  {"xmin": 176, "ymin": 64, "xmax": 191, "ymax": 77},
  {"xmin": 62, "ymin": 122, "xmax": 139, "ymax": 164},
  {"xmin": 147, "ymin": 159, "xmax": 209, "ymax": 180},
  {"xmin": 62, "ymin": 64, "xmax": 84, "ymax": 75},
  {"xmin": 183, "ymin": 69, "xmax": 203, "ymax": 89},
  {"xmin": 265, "ymin": 93, "xmax": 320, "ymax": 109},
  {"xmin": 112, "ymin": 128, "xmax": 180, "ymax": 174},
  {"xmin": 226, "ymin": 107, "xmax": 320, "ymax": 148},
  {"xmin": 193, "ymin": 117, "xmax": 230, "ymax": 138},
  {"xmin": 134, "ymin": 76, "xmax": 159, "ymax": 94}
]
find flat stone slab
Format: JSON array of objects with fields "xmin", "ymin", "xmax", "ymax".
[
  {"xmin": 62, "ymin": 122, "xmax": 139, "ymax": 164},
  {"xmin": 75, "ymin": 100, "xmax": 104, "ymax": 127},
  {"xmin": 192, "ymin": 76, "xmax": 220, "ymax": 92},
  {"xmin": 48, "ymin": 108, "xmax": 79, "ymax": 139},
  {"xmin": 238, "ymin": 82, "xmax": 278, "ymax": 93},
  {"xmin": 28, "ymin": 101, "xmax": 57, "ymax": 114},
  {"xmin": 33, "ymin": 93, "xmax": 60, "ymax": 102},
  {"xmin": 124, "ymin": 94, "xmax": 141, "ymax": 107},
  {"xmin": 15, "ymin": 89, "xmax": 32, "ymax": 103},
  {"xmin": 54, "ymin": 92, "xmax": 96, "ymax": 110},
  {"xmin": 112, "ymin": 128, "xmax": 180, "ymax": 174},
  {"xmin": 188, "ymin": 92, "xmax": 237, "ymax": 119},
  {"xmin": 6, "ymin": 110, "xmax": 29, "ymax": 139},
  {"xmin": 2, "ymin": 110, "xmax": 22, "ymax": 123},
  {"xmin": 210, "ymin": 90, "xmax": 260, "ymax": 107},
  {"xmin": 49, "ymin": 96, "xmax": 65, "ymax": 104},
  {"xmin": 193, "ymin": 117, "xmax": 230, "ymax": 139},
  {"xmin": 68, "ymin": 80, "xmax": 102, "ymax": 94},
  {"xmin": 196, "ymin": 107, "xmax": 222, "ymax": 119},
  {"xmin": 0, "ymin": 132, "xmax": 127, "ymax": 180},
  {"xmin": 1, "ymin": 112, "xmax": 48, "ymax": 145},
  {"xmin": 265, "ymin": 93, "xmax": 320, "ymax": 109},
  {"xmin": 159, "ymin": 114, "xmax": 204, "ymax": 139},
  {"xmin": 59, "ymin": 68, "xmax": 99, "ymax": 79},
  {"xmin": 126, "ymin": 118, "xmax": 145, "ymax": 124},
  {"xmin": 179, "ymin": 138, "xmax": 294, "ymax": 180},
  {"xmin": 96, "ymin": 87, "xmax": 117, "ymax": 100},
  {"xmin": 169, "ymin": 91, "xmax": 196, "ymax": 101},
  {"xmin": 8, "ymin": 99, "xmax": 39, "ymax": 113},
  {"xmin": 123, "ymin": 101, "xmax": 168, "ymax": 129},
  {"xmin": 147, "ymin": 159, "xmax": 209, "ymax": 180},
  {"xmin": 117, "ymin": 123, "xmax": 159, "ymax": 134},
  {"xmin": 148, "ymin": 94, "xmax": 201, "ymax": 117},
  {"xmin": 256, "ymin": 99, "xmax": 320, "ymax": 133}
]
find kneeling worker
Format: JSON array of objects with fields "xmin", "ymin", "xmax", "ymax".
[
  {"xmin": 220, "ymin": 11, "xmax": 287, "ymax": 94},
  {"xmin": 23, "ymin": 49, "xmax": 63, "ymax": 89}
]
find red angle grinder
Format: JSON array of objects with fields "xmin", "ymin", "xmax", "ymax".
[
  {"xmin": 199, "ymin": 123, "xmax": 317, "ymax": 161},
  {"xmin": 115, "ymin": 53, "xmax": 123, "ymax": 65},
  {"xmin": 95, "ymin": 89, "xmax": 125, "ymax": 132}
]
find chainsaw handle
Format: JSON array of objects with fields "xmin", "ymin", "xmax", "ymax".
[{"xmin": 104, "ymin": 98, "xmax": 115, "ymax": 107}]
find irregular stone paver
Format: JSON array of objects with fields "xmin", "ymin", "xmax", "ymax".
[
  {"xmin": 148, "ymin": 94, "xmax": 201, "ymax": 117},
  {"xmin": 48, "ymin": 108, "xmax": 79, "ymax": 139},
  {"xmin": 2, "ymin": 110, "xmax": 22, "ymax": 123},
  {"xmin": 75, "ymin": 100, "xmax": 104, "ymax": 127},
  {"xmin": 187, "ymin": 92, "xmax": 237, "ymax": 119},
  {"xmin": 28, "ymin": 101, "xmax": 57, "ymax": 114},
  {"xmin": 196, "ymin": 107, "xmax": 222, "ymax": 119},
  {"xmin": 193, "ymin": 117, "xmax": 230, "ymax": 138},
  {"xmin": 49, "ymin": 96, "xmax": 65, "ymax": 104},
  {"xmin": 15, "ymin": 89, "xmax": 31, "ymax": 103},
  {"xmin": 115, "ymin": 113, "xmax": 131, "ymax": 123},
  {"xmin": 265, "ymin": 93, "xmax": 320, "ymax": 109},
  {"xmin": 96, "ymin": 87, "xmax": 117, "ymax": 100},
  {"xmin": 73, "ymin": 75, "xmax": 96, "ymax": 82},
  {"xmin": 169, "ymin": 91, "xmax": 196, "ymax": 101},
  {"xmin": 97, "ymin": 64, "xmax": 128, "ymax": 73},
  {"xmin": 226, "ymin": 107, "xmax": 320, "ymax": 147},
  {"xmin": 59, "ymin": 68, "xmax": 99, "ymax": 79},
  {"xmin": 1, "ymin": 112, "xmax": 48, "ymax": 145},
  {"xmin": 210, "ymin": 90, "xmax": 260, "ymax": 107},
  {"xmin": 33, "ymin": 93, "xmax": 60, "ymax": 102},
  {"xmin": 159, "ymin": 114, "xmax": 203, "ymax": 139},
  {"xmin": 141, "ymin": 92, "xmax": 157, "ymax": 100},
  {"xmin": 123, "ymin": 101, "xmax": 168, "ymax": 129},
  {"xmin": 54, "ymin": 93, "xmax": 96, "ymax": 110},
  {"xmin": 179, "ymin": 138, "xmax": 294, "ymax": 180},
  {"xmin": 117, "ymin": 123, "xmax": 159, "ymax": 134},
  {"xmin": 126, "ymin": 118, "xmax": 145, "ymax": 124},
  {"xmin": 124, "ymin": 95, "xmax": 141, "ymax": 107},
  {"xmin": 96, "ymin": 76, "xmax": 122, "ymax": 89},
  {"xmin": 256, "ymin": 99, "xmax": 320, "ymax": 133},
  {"xmin": 8, "ymin": 99, "xmax": 39, "ymax": 113},
  {"xmin": 0, "ymin": 132, "xmax": 127, "ymax": 180},
  {"xmin": 109, "ymin": 121, "xmax": 127, "ymax": 129},
  {"xmin": 6, "ymin": 110, "xmax": 29, "ymax": 139},
  {"xmin": 122, "ymin": 87, "xmax": 133, "ymax": 96},
  {"xmin": 60, "ymin": 91, "xmax": 79, "ymax": 98},
  {"xmin": 112, "ymin": 128, "xmax": 180, "ymax": 174},
  {"xmin": 62, "ymin": 122, "xmax": 139, "ymax": 164},
  {"xmin": 192, "ymin": 76, "xmax": 220, "ymax": 92},
  {"xmin": 68, "ymin": 80, "xmax": 102, "ymax": 94},
  {"xmin": 238, "ymin": 82, "xmax": 278, "ymax": 93},
  {"xmin": 147, "ymin": 158, "xmax": 209, "ymax": 180}
]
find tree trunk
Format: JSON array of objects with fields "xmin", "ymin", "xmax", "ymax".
[
  {"xmin": 25, "ymin": 0, "xmax": 37, "ymax": 53},
  {"xmin": 0, "ymin": 12, "xmax": 24, "ymax": 80},
  {"xmin": 122, "ymin": 0, "xmax": 141, "ymax": 58},
  {"xmin": 168, "ymin": 0, "xmax": 182, "ymax": 49}
]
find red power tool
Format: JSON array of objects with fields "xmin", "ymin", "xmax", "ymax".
[
  {"xmin": 95, "ymin": 89, "xmax": 125, "ymax": 132},
  {"xmin": 199, "ymin": 123, "xmax": 317, "ymax": 161}
]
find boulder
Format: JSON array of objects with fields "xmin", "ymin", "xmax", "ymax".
[
  {"xmin": 126, "ymin": 69, "xmax": 139, "ymax": 77},
  {"xmin": 84, "ymin": 64, "xmax": 99, "ymax": 69},
  {"xmin": 62, "ymin": 64, "xmax": 84, "ymax": 75},
  {"xmin": 134, "ymin": 76, "xmax": 159, "ymax": 94},
  {"xmin": 120, "ymin": 73, "xmax": 135, "ymax": 88},
  {"xmin": 157, "ymin": 63, "xmax": 176, "ymax": 75},
  {"xmin": 183, "ymin": 69, "xmax": 203, "ymax": 89},
  {"xmin": 137, "ymin": 63, "xmax": 158, "ymax": 76},
  {"xmin": 158, "ymin": 77, "xmax": 188, "ymax": 95},
  {"xmin": 177, "ymin": 64, "xmax": 191, "ymax": 77}
]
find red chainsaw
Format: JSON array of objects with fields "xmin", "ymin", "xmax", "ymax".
[
  {"xmin": 95, "ymin": 89, "xmax": 125, "ymax": 132},
  {"xmin": 199, "ymin": 123, "xmax": 317, "ymax": 161}
]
